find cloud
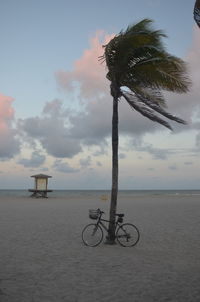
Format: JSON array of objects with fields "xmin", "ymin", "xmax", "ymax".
[
  {"xmin": 69, "ymin": 96, "xmax": 112, "ymax": 145},
  {"xmin": 18, "ymin": 151, "xmax": 46, "ymax": 167},
  {"xmin": 55, "ymin": 30, "xmax": 164, "ymax": 152},
  {"xmin": 19, "ymin": 28, "xmax": 200, "ymax": 164},
  {"xmin": 96, "ymin": 161, "xmax": 102, "ymax": 167},
  {"xmin": 0, "ymin": 93, "xmax": 20, "ymax": 159},
  {"xmin": 43, "ymin": 99, "xmax": 68, "ymax": 117},
  {"xmin": 19, "ymin": 99, "xmax": 82, "ymax": 158},
  {"xmin": 184, "ymin": 161, "xmax": 193, "ymax": 165},
  {"xmin": 53, "ymin": 159, "xmax": 79, "ymax": 173},
  {"xmin": 55, "ymin": 31, "xmax": 114, "ymax": 100},
  {"xmin": 19, "ymin": 31, "xmax": 115, "ymax": 159},
  {"xmin": 130, "ymin": 137, "xmax": 171, "ymax": 160},
  {"xmin": 79, "ymin": 156, "xmax": 91, "ymax": 168},
  {"xmin": 163, "ymin": 27, "xmax": 200, "ymax": 129},
  {"xmin": 186, "ymin": 27, "xmax": 200, "ymax": 85},
  {"xmin": 184, "ymin": 28, "xmax": 200, "ymax": 150},
  {"xmin": 147, "ymin": 167, "xmax": 155, "ymax": 171},
  {"xmin": 55, "ymin": 28, "xmax": 198, "ymax": 148},
  {"xmin": 55, "ymin": 31, "xmax": 116, "ymax": 149},
  {"xmin": 119, "ymin": 153, "xmax": 126, "ymax": 159},
  {"xmin": 168, "ymin": 165, "xmax": 178, "ymax": 171}
]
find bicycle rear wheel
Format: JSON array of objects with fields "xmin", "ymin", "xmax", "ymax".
[
  {"xmin": 82, "ymin": 223, "xmax": 103, "ymax": 247},
  {"xmin": 116, "ymin": 223, "xmax": 140, "ymax": 247}
]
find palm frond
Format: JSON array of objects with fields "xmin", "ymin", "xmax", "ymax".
[
  {"xmin": 102, "ymin": 19, "xmax": 168, "ymax": 82},
  {"xmin": 194, "ymin": 0, "xmax": 200, "ymax": 27},
  {"xmin": 116, "ymin": 41, "xmax": 164, "ymax": 72},
  {"xmin": 126, "ymin": 86, "xmax": 166, "ymax": 107},
  {"xmin": 123, "ymin": 90, "xmax": 187, "ymax": 125},
  {"xmin": 101, "ymin": 18, "xmax": 190, "ymax": 130},
  {"xmin": 124, "ymin": 19, "xmax": 153, "ymax": 34},
  {"xmin": 127, "ymin": 56, "xmax": 190, "ymax": 93},
  {"xmin": 124, "ymin": 19, "xmax": 166, "ymax": 39},
  {"xmin": 121, "ymin": 91, "xmax": 173, "ymax": 130}
]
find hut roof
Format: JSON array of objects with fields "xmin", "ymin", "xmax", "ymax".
[{"xmin": 31, "ymin": 174, "xmax": 52, "ymax": 178}]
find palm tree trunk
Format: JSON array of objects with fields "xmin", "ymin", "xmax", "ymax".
[{"xmin": 106, "ymin": 95, "xmax": 118, "ymax": 244}]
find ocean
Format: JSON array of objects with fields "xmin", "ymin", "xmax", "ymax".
[{"xmin": 0, "ymin": 189, "xmax": 200, "ymax": 198}]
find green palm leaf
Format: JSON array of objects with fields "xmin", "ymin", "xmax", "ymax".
[
  {"xmin": 103, "ymin": 18, "xmax": 190, "ymax": 130},
  {"xmin": 194, "ymin": 0, "xmax": 200, "ymax": 27}
]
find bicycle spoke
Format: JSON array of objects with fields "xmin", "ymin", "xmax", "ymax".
[
  {"xmin": 82, "ymin": 223, "xmax": 103, "ymax": 247},
  {"xmin": 116, "ymin": 223, "xmax": 140, "ymax": 247}
]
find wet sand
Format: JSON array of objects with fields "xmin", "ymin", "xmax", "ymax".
[{"xmin": 0, "ymin": 193, "xmax": 200, "ymax": 301}]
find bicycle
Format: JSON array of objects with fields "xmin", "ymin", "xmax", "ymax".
[{"xmin": 81, "ymin": 209, "xmax": 140, "ymax": 247}]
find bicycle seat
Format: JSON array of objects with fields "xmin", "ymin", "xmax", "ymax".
[{"xmin": 115, "ymin": 213, "xmax": 124, "ymax": 218}]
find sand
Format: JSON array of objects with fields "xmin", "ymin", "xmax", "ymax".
[{"xmin": 0, "ymin": 192, "xmax": 200, "ymax": 302}]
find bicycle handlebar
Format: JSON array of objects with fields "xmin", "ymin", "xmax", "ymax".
[
  {"xmin": 97, "ymin": 208, "xmax": 105, "ymax": 214},
  {"xmin": 97, "ymin": 209, "xmax": 124, "ymax": 217}
]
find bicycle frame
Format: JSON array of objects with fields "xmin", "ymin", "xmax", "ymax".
[{"xmin": 95, "ymin": 213, "xmax": 119, "ymax": 234}]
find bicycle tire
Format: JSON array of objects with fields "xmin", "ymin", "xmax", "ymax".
[
  {"xmin": 116, "ymin": 223, "xmax": 140, "ymax": 247},
  {"xmin": 82, "ymin": 223, "xmax": 103, "ymax": 247}
]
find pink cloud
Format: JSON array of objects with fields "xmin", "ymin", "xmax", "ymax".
[
  {"xmin": 55, "ymin": 31, "xmax": 114, "ymax": 99},
  {"xmin": 0, "ymin": 93, "xmax": 14, "ymax": 121},
  {"xmin": 0, "ymin": 93, "xmax": 19, "ymax": 158},
  {"xmin": 186, "ymin": 26, "xmax": 200, "ymax": 87}
]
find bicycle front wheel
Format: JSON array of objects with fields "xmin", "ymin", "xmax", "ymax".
[
  {"xmin": 82, "ymin": 223, "xmax": 103, "ymax": 247},
  {"xmin": 116, "ymin": 223, "xmax": 140, "ymax": 247}
]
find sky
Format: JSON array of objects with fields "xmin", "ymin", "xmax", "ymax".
[{"xmin": 0, "ymin": 0, "xmax": 200, "ymax": 190}]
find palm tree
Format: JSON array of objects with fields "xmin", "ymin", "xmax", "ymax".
[
  {"xmin": 194, "ymin": 0, "xmax": 200, "ymax": 27},
  {"xmin": 100, "ymin": 19, "xmax": 190, "ymax": 244}
]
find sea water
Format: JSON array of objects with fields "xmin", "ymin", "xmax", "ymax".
[{"xmin": 0, "ymin": 189, "xmax": 199, "ymax": 198}]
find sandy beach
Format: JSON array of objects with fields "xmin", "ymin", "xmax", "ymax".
[{"xmin": 0, "ymin": 192, "xmax": 200, "ymax": 302}]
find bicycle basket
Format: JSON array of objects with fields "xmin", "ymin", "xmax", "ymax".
[{"xmin": 89, "ymin": 209, "xmax": 99, "ymax": 220}]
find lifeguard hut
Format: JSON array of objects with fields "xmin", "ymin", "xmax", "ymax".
[{"xmin": 28, "ymin": 174, "xmax": 53, "ymax": 198}]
